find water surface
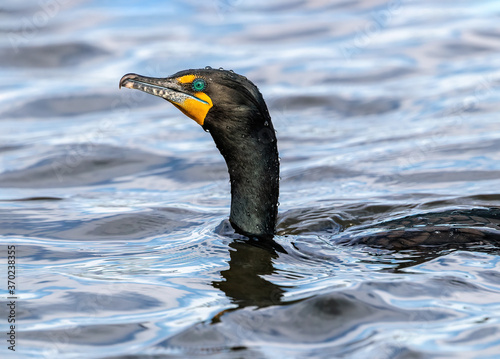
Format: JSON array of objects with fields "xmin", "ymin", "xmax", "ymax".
[{"xmin": 1, "ymin": 0, "xmax": 500, "ymax": 358}]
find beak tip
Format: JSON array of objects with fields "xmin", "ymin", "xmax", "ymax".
[{"xmin": 119, "ymin": 73, "xmax": 138, "ymax": 90}]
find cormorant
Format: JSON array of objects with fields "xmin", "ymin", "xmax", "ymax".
[
  {"xmin": 119, "ymin": 68, "xmax": 500, "ymax": 248},
  {"xmin": 120, "ymin": 68, "xmax": 278, "ymax": 239}
]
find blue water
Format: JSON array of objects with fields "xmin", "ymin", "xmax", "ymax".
[{"xmin": 1, "ymin": 0, "xmax": 500, "ymax": 357}]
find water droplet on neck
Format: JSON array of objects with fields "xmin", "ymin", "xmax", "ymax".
[
  {"xmin": 205, "ymin": 66, "xmax": 212, "ymax": 70},
  {"xmin": 204, "ymin": 128, "xmax": 210, "ymax": 133}
]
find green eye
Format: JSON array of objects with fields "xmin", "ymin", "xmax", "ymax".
[{"xmin": 192, "ymin": 78, "xmax": 206, "ymax": 92}]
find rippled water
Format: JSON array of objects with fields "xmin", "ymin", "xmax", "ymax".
[{"xmin": 1, "ymin": 0, "xmax": 500, "ymax": 358}]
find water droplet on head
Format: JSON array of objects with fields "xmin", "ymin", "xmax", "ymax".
[{"xmin": 205, "ymin": 66, "xmax": 212, "ymax": 70}]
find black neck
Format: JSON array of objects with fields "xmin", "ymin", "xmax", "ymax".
[{"xmin": 206, "ymin": 113, "xmax": 279, "ymax": 239}]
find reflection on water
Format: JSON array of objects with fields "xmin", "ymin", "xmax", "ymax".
[
  {"xmin": 1, "ymin": 0, "xmax": 500, "ymax": 357},
  {"xmin": 213, "ymin": 240, "xmax": 285, "ymax": 309}
]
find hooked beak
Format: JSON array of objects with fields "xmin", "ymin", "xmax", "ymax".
[
  {"xmin": 119, "ymin": 73, "xmax": 208, "ymax": 105},
  {"xmin": 119, "ymin": 73, "xmax": 212, "ymax": 125}
]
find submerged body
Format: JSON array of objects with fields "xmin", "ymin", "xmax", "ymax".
[{"xmin": 120, "ymin": 68, "xmax": 500, "ymax": 248}]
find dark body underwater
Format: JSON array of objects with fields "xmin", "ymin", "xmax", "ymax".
[{"xmin": 120, "ymin": 67, "xmax": 500, "ymax": 250}]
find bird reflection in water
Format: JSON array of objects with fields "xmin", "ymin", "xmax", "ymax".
[{"xmin": 212, "ymin": 239, "xmax": 285, "ymax": 317}]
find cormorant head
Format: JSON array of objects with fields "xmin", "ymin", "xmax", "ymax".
[{"xmin": 119, "ymin": 68, "xmax": 271, "ymax": 131}]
